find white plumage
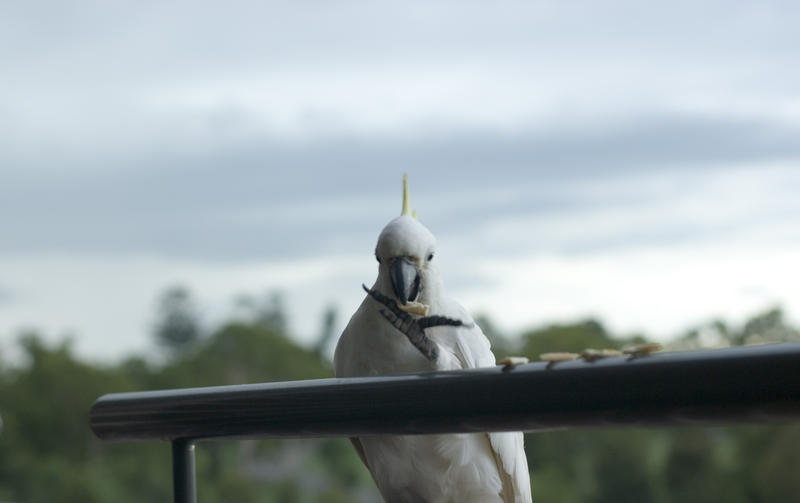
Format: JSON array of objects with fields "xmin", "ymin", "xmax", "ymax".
[{"xmin": 334, "ymin": 178, "xmax": 532, "ymax": 503}]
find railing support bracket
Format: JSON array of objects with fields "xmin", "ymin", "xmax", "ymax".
[{"xmin": 172, "ymin": 438, "xmax": 196, "ymax": 503}]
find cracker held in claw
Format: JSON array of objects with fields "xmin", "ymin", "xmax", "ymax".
[{"xmin": 396, "ymin": 299, "xmax": 429, "ymax": 316}]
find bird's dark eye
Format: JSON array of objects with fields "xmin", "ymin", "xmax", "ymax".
[{"xmin": 427, "ymin": 253, "xmax": 434, "ymax": 262}]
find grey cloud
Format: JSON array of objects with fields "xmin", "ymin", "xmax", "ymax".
[
  {"xmin": 2, "ymin": 113, "xmax": 799, "ymax": 260},
  {"xmin": 4, "ymin": 2, "xmax": 798, "ymax": 66},
  {"xmin": 0, "ymin": 285, "xmax": 14, "ymax": 304},
  {"xmin": 3, "ymin": 0, "xmax": 799, "ymax": 112}
]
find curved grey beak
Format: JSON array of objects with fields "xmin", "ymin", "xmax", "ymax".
[{"xmin": 390, "ymin": 258, "xmax": 420, "ymax": 305}]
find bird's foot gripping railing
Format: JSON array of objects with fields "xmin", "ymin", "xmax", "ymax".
[{"xmin": 89, "ymin": 343, "xmax": 800, "ymax": 503}]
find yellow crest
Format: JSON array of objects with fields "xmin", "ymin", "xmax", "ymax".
[{"xmin": 401, "ymin": 174, "xmax": 418, "ymax": 220}]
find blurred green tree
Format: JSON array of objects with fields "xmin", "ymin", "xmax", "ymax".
[
  {"xmin": 1, "ymin": 292, "xmax": 799, "ymax": 502},
  {"xmin": 153, "ymin": 285, "xmax": 202, "ymax": 356},
  {"xmin": 314, "ymin": 304, "xmax": 339, "ymax": 359}
]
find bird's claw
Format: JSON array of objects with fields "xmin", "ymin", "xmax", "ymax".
[{"xmin": 363, "ymin": 284, "xmax": 464, "ymax": 362}]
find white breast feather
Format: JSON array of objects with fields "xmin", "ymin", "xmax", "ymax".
[{"xmin": 335, "ymin": 296, "xmax": 532, "ymax": 502}]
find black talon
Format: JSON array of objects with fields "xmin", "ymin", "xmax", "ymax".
[{"xmin": 418, "ymin": 316, "xmax": 464, "ymax": 330}]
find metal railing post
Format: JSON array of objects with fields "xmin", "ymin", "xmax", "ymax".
[{"xmin": 172, "ymin": 439, "xmax": 196, "ymax": 503}]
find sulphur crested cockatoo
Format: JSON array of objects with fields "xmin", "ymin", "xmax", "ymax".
[{"xmin": 334, "ymin": 175, "xmax": 532, "ymax": 503}]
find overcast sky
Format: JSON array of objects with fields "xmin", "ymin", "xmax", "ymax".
[{"xmin": 2, "ymin": 1, "xmax": 799, "ymax": 362}]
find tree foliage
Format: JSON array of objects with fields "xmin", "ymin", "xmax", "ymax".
[
  {"xmin": 0, "ymin": 293, "xmax": 798, "ymax": 502},
  {"xmin": 153, "ymin": 285, "xmax": 201, "ymax": 356}
]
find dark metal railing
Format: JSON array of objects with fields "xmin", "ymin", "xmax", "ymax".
[{"xmin": 89, "ymin": 343, "xmax": 800, "ymax": 503}]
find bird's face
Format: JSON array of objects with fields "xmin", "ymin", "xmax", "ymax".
[{"xmin": 375, "ymin": 216, "xmax": 439, "ymax": 307}]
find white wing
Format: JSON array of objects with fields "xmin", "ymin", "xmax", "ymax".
[
  {"xmin": 487, "ymin": 431, "xmax": 533, "ymax": 503},
  {"xmin": 433, "ymin": 301, "xmax": 532, "ymax": 503}
]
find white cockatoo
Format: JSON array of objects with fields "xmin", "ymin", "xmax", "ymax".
[{"xmin": 334, "ymin": 175, "xmax": 532, "ymax": 503}]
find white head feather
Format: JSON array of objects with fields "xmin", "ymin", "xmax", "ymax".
[{"xmin": 373, "ymin": 177, "xmax": 443, "ymax": 309}]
